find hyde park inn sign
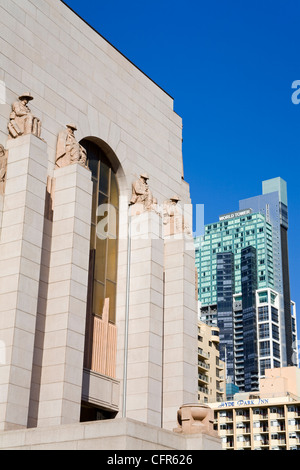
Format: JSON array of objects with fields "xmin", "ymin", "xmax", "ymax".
[{"xmin": 218, "ymin": 398, "xmax": 270, "ymax": 408}]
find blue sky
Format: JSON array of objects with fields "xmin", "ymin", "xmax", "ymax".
[{"xmin": 63, "ymin": 0, "xmax": 300, "ymax": 335}]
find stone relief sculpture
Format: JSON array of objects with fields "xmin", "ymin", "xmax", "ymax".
[
  {"xmin": 55, "ymin": 124, "xmax": 87, "ymax": 168},
  {"xmin": 163, "ymin": 195, "xmax": 191, "ymax": 236},
  {"xmin": 8, "ymin": 93, "xmax": 41, "ymax": 139},
  {"xmin": 129, "ymin": 173, "xmax": 154, "ymax": 212},
  {"xmin": 0, "ymin": 145, "xmax": 7, "ymax": 195}
]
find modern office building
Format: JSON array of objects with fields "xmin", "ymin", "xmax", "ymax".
[
  {"xmin": 239, "ymin": 177, "xmax": 295, "ymax": 367},
  {"xmin": 241, "ymin": 246, "xmax": 259, "ymax": 392},
  {"xmin": 195, "ymin": 209, "xmax": 274, "ymax": 310},
  {"xmin": 194, "ymin": 180, "xmax": 298, "ymax": 392},
  {"xmin": 197, "ymin": 321, "xmax": 226, "ymax": 404},
  {"xmin": 0, "ymin": 0, "xmax": 222, "ymax": 450},
  {"xmin": 212, "ymin": 367, "xmax": 300, "ymax": 451}
]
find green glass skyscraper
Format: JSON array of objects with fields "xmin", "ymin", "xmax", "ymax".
[{"xmin": 195, "ymin": 210, "xmax": 274, "ymax": 309}]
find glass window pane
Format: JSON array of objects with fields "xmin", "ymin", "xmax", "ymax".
[
  {"xmin": 99, "ymin": 161, "xmax": 109, "ymax": 195},
  {"xmin": 89, "ymin": 157, "xmax": 99, "ymax": 179},
  {"xmin": 110, "ymin": 172, "xmax": 119, "ymax": 208},
  {"xmin": 91, "ymin": 180, "xmax": 98, "ymax": 224},
  {"xmin": 96, "ymin": 202, "xmax": 109, "ymax": 240},
  {"xmin": 94, "ymin": 238, "xmax": 106, "ymax": 283},
  {"xmin": 107, "ymin": 238, "xmax": 117, "ymax": 282},
  {"xmin": 98, "ymin": 192, "xmax": 109, "ymax": 207},
  {"xmin": 106, "ymin": 281, "xmax": 116, "ymax": 324},
  {"xmin": 108, "ymin": 206, "xmax": 118, "ymax": 239},
  {"xmin": 93, "ymin": 281, "xmax": 105, "ymax": 317}
]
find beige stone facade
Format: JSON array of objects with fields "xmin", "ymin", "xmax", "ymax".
[{"xmin": 0, "ymin": 0, "xmax": 222, "ymax": 450}]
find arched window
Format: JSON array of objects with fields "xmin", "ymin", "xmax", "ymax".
[
  {"xmin": 80, "ymin": 139, "xmax": 119, "ymax": 375},
  {"xmin": 83, "ymin": 139, "xmax": 119, "ymax": 323}
]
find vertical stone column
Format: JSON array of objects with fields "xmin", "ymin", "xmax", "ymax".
[
  {"xmin": 37, "ymin": 163, "xmax": 92, "ymax": 427},
  {"xmin": 27, "ymin": 177, "xmax": 55, "ymax": 428},
  {"xmin": 0, "ymin": 193, "xmax": 4, "ymax": 230},
  {"xmin": 0, "ymin": 134, "xmax": 48, "ymax": 431},
  {"xmin": 163, "ymin": 235, "xmax": 198, "ymax": 430},
  {"xmin": 125, "ymin": 208, "xmax": 164, "ymax": 427}
]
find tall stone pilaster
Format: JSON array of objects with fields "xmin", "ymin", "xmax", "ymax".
[
  {"xmin": 0, "ymin": 194, "xmax": 4, "ymax": 231},
  {"xmin": 0, "ymin": 134, "xmax": 48, "ymax": 431},
  {"xmin": 123, "ymin": 208, "xmax": 164, "ymax": 427},
  {"xmin": 37, "ymin": 163, "xmax": 92, "ymax": 427},
  {"xmin": 163, "ymin": 235, "xmax": 198, "ymax": 430},
  {"xmin": 0, "ymin": 144, "xmax": 7, "ymax": 226}
]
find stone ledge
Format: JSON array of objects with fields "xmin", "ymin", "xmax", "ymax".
[{"xmin": 0, "ymin": 417, "xmax": 222, "ymax": 450}]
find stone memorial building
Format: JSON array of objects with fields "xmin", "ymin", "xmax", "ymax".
[{"xmin": 0, "ymin": 0, "xmax": 221, "ymax": 450}]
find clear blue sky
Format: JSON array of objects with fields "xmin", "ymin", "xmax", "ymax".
[{"xmin": 63, "ymin": 0, "xmax": 300, "ymax": 336}]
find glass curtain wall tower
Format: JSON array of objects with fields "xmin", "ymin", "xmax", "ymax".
[
  {"xmin": 216, "ymin": 252, "xmax": 235, "ymax": 385},
  {"xmin": 239, "ymin": 177, "xmax": 297, "ymax": 367},
  {"xmin": 241, "ymin": 246, "xmax": 258, "ymax": 391},
  {"xmin": 196, "ymin": 210, "xmax": 274, "ymax": 313}
]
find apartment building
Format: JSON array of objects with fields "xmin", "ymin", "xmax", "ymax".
[
  {"xmin": 198, "ymin": 320, "xmax": 226, "ymax": 404},
  {"xmin": 211, "ymin": 366, "xmax": 300, "ymax": 450}
]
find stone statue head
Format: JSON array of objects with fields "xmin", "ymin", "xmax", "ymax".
[
  {"xmin": 66, "ymin": 123, "xmax": 78, "ymax": 136},
  {"xmin": 140, "ymin": 172, "xmax": 149, "ymax": 181},
  {"xmin": 18, "ymin": 92, "xmax": 34, "ymax": 103},
  {"xmin": 66, "ymin": 123, "xmax": 78, "ymax": 131}
]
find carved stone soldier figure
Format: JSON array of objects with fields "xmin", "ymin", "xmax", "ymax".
[
  {"xmin": 8, "ymin": 93, "xmax": 41, "ymax": 139},
  {"xmin": 163, "ymin": 195, "xmax": 191, "ymax": 236},
  {"xmin": 129, "ymin": 173, "xmax": 154, "ymax": 211},
  {"xmin": 55, "ymin": 124, "xmax": 87, "ymax": 168},
  {"xmin": 0, "ymin": 144, "xmax": 7, "ymax": 195}
]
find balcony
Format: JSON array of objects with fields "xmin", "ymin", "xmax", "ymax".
[
  {"xmin": 219, "ymin": 427, "xmax": 234, "ymax": 436},
  {"xmin": 198, "ymin": 348, "xmax": 209, "ymax": 360},
  {"xmin": 211, "ymin": 328, "xmax": 220, "ymax": 343},
  {"xmin": 236, "ymin": 427, "xmax": 251, "ymax": 435},
  {"xmin": 198, "ymin": 360, "xmax": 210, "ymax": 371},
  {"xmin": 260, "ymin": 439, "xmax": 270, "ymax": 447},
  {"xmin": 253, "ymin": 411, "xmax": 268, "ymax": 420},
  {"xmin": 270, "ymin": 425, "xmax": 286, "ymax": 433},
  {"xmin": 288, "ymin": 424, "xmax": 300, "ymax": 432},
  {"xmin": 198, "ymin": 385, "xmax": 209, "ymax": 394},
  {"xmin": 236, "ymin": 440, "xmax": 251, "ymax": 449},
  {"xmin": 224, "ymin": 440, "xmax": 234, "ymax": 449},
  {"xmin": 270, "ymin": 438, "xmax": 286, "ymax": 448},
  {"xmin": 236, "ymin": 413, "xmax": 250, "ymax": 423},
  {"xmin": 254, "ymin": 427, "xmax": 268, "ymax": 433},
  {"xmin": 219, "ymin": 414, "xmax": 233, "ymax": 424},
  {"xmin": 289, "ymin": 437, "xmax": 300, "ymax": 446},
  {"xmin": 198, "ymin": 373, "xmax": 209, "ymax": 384},
  {"xmin": 287, "ymin": 409, "xmax": 300, "ymax": 418},
  {"xmin": 216, "ymin": 363, "xmax": 224, "ymax": 371}
]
